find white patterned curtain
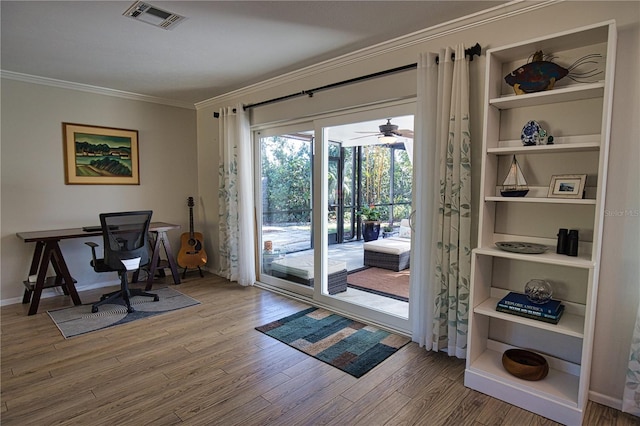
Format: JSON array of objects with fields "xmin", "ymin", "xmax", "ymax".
[
  {"xmin": 218, "ymin": 105, "xmax": 256, "ymax": 286},
  {"xmin": 623, "ymin": 301, "xmax": 640, "ymax": 415},
  {"xmin": 410, "ymin": 45, "xmax": 472, "ymax": 359}
]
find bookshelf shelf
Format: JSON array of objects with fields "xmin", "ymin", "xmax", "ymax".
[
  {"xmin": 489, "ymin": 82, "xmax": 605, "ymax": 109},
  {"xmin": 485, "ymin": 196, "xmax": 596, "ymax": 205},
  {"xmin": 466, "ymin": 344, "xmax": 580, "ymax": 408},
  {"xmin": 487, "ymin": 135, "xmax": 601, "ymax": 155},
  {"xmin": 474, "ymin": 246, "xmax": 594, "ymax": 269},
  {"xmin": 474, "ymin": 297, "xmax": 585, "ymax": 338}
]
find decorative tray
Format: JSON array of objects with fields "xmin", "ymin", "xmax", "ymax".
[{"xmin": 495, "ymin": 241, "xmax": 548, "ymax": 254}]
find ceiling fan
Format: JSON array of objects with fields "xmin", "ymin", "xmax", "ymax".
[{"xmin": 350, "ymin": 119, "xmax": 414, "ymax": 142}]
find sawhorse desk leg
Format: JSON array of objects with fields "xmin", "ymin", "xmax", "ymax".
[
  {"xmin": 146, "ymin": 230, "xmax": 181, "ymax": 290},
  {"xmin": 23, "ymin": 240, "xmax": 82, "ymax": 316}
]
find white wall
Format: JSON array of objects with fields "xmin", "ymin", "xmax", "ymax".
[
  {"xmin": 195, "ymin": 1, "xmax": 640, "ymax": 409},
  {"xmin": 1, "ymin": 79, "xmax": 198, "ymax": 301}
]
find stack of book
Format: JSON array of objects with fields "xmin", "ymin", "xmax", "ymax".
[{"xmin": 496, "ymin": 292, "xmax": 565, "ymax": 324}]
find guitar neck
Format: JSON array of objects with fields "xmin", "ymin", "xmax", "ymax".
[{"xmin": 189, "ymin": 206, "xmax": 194, "ymax": 238}]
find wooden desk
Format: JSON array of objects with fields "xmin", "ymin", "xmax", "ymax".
[
  {"xmin": 16, "ymin": 222, "xmax": 181, "ymax": 315},
  {"xmin": 144, "ymin": 223, "xmax": 181, "ymax": 290}
]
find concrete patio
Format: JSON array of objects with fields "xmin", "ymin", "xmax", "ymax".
[
  {"xmin": 262, "ymin": 224, "xmax": 365, "ymax": 271},
  {"xmin": 261, "ymin": 224, "xmax": 409, "ymax": 317}
]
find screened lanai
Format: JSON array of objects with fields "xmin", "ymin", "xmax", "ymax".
[{"xmin": 260, "ymin": 115, "xmax": 414, "ymax": 259}]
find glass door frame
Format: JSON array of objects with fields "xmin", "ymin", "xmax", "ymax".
[
  {"xmin": 254, "ymin": 122, "xmax": 315, "ymax": 298},
  {"xmin": 253, "ymin": 100, "xmax": 415, "ymax": 335},
  {"xmin": 312, "ymin": 102, "xmax": 414, "ymax": 334},
  {"xmin": 327, "ymin": 141, "xmax": 344, "ymax": 245}
]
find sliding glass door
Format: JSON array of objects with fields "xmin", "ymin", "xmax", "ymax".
[
  {"xmin": 255, "ymin": 102, "xmax": 414, "ymax": 334},
  {"xmin": 315, "ymin": 104, "xmax": 413, "ymax": 332},
  {"xmin": 257, "ymin": 126, "xmax": 315, "ymax": 296}
]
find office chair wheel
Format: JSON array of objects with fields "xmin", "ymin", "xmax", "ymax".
[
  {"xmin": 154, "ymin": 295, "xmax": 160, "ymax": 302},
  {"xmin": 92, "ymin": 306, "xmax": 99, "ymax": 313}
]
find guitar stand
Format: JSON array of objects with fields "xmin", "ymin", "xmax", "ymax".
[{"xmin": 182, "ymin": 266, "xmax": 204, "ymax": 279}]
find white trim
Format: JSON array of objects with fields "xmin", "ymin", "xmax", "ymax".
[
  {"xmin": 0, "ymin": 279, "xmax": 119, "ymax": 307},
  {"xmin": 0, "ymin": 70, "xmax": 196, "ymax": 110},
  {"xmin": 251, "ymin": 97, "xmax": 416, "ymax": 132},
  {"xmin": 589, "ymin": 390, "xmax": 623, "ymax": 411},
  {"xmin": 195, "ymin": 0, "xmax": 559, "ymax": 110}
]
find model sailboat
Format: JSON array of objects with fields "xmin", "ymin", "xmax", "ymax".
[{"xmin": 501, "ymin": 155, "xmax": 529, "ymax": 197}]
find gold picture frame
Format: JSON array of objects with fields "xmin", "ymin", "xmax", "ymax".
[
  {"xmin": 63, "ymin": 123, "xmax": 139, "ymax": 185},
  {"xmin": 547, "ymin": 174, "xmax": 586, "ymax": 199}
]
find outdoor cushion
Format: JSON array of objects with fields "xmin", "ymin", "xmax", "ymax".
[
  {"xmin": 271, "ymin": 255, "xmax": 347, "ymax": 280},
  {"xmin": 363, "ymin": 237, "xmax": 411, "ymax": 255},
  {"xmin": 398, "ymin": 218, "xmax": 411, "ymax": 239}
]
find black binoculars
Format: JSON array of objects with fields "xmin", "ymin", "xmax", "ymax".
[{"xmin": 557, "ymin": 228, "xmax": 579, "ymax": 257}]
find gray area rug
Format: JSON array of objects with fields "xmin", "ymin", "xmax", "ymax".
[{"xmin": 48, "ymin": 287, "xmax": 200, "ymax": 338}]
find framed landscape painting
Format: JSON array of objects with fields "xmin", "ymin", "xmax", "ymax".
[{"xmin": 63, "ymin": 123, "xmax": 139, "ymax": 185}]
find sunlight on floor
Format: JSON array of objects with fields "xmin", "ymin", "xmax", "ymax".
[{"xmin": 331, "ymin": 287, "xmax": 408, "ymax": 318}]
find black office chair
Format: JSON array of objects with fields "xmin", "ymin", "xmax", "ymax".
[{"xmin": 86, "ymin": 211, "xmax": 159, "ymax": 313}]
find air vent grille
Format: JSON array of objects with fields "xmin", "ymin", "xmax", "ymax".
[{"xmin": 123, "ymin": 1, "xmax": 185, "ymax": 30}]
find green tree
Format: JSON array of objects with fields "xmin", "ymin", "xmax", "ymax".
[
  {"xmin": 261, "ymin": 136, "xmax": 312, "ymax": 223},
  {"xmin": 361, "ymin": 145, "xmax": 391, "ymax": 205}
]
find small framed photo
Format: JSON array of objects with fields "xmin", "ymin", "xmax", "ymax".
[
  {"xmin": 547, "ymin": 174, "xmax": 587, "ymax": 199},
  {"xmin": 63, "ymin": 123, "xmax": 139, "ymax": 185}
]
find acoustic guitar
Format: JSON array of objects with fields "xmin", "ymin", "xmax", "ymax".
[{"xmin": 177, "ymin": 197, "xmax": 207, "ymax": 271}]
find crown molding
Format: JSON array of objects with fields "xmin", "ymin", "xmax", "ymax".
[
  {"xmin": 195, "ymin": 0, "xmax": 559, "ymax": 110},
  {"xmin": 0, "ymin": 70, "xmax": 196, "ymax": 110}
]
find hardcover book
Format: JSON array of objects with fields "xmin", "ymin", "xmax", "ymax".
[
  {"xmin": 496, "ymin": 304, "xmax": 565, "ymax": 325},
  {"xmin": 499, "ymin": 291, "xmax": 563, "ymax": 315},
  {"xmin": 497, "ymin": 302, "xmax": 565, "ymax": 319}
]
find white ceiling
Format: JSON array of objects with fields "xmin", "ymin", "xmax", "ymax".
[{"xmin": 1, "ymin": 1, "xmax": 504, "ymax": 106}]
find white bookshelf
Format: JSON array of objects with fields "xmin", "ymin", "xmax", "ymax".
[{"xmin": 464, "ymin": 21, "xmax": 617, "ymax": 425}]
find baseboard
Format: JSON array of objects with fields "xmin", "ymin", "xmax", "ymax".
[
  {"xmin": 589, "ymin": 390, "xmax": 623, "ymax": 411},
  {"xmin": 1, "ymin": 278, "xmax": 123, "ymax": 307},
  {"xmin": 0, "ymin": 266, "xmax": 185, "ymax": 307}
]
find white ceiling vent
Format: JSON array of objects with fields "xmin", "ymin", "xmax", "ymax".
[{"xmin": 123, "ymin": 1, "xmax": 185, "ymax": 30}]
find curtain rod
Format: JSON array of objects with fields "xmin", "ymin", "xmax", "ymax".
[{"xmin": 213, "ymin": 43, "xmax": 481, "ymax": 118}]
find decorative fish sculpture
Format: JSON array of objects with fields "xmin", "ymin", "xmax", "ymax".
[{"xmin": 505, "ymin": 51, "xmax": 603, "ymax": 95}]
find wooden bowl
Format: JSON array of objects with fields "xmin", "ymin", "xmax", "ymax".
[{"xmin": 502, "ymin": 349, "xmax": 549, "ymax": 381}]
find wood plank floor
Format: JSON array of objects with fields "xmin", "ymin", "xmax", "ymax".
[{"xmin": 1, "ymin": 273, "xmax": 637, "ymax": 425}]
